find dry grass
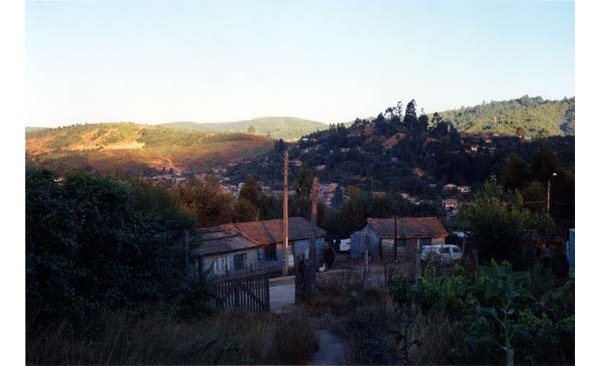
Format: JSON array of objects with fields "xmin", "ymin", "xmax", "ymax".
[
  {"xmin": 407, "ymin": 310, "xmax": 464, "ymax": 365},
  {"xmin": 27, "ymin": 309, "xmax": 317, "ymax": 365}
]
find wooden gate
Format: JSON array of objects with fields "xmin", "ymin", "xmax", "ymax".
[{"xmin": 211, "ymin": 271, "xmax": 270, "ymax": 312}]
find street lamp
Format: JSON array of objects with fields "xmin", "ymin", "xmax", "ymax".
[{"xmin": 547, "ymin": 172, "xmax": 558, "ymax": 212}]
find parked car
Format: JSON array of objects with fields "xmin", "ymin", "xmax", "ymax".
[
  {"xmin": 339, "ymin": 238, "xmax": 351, "ymax": 252},
  {"xmin": 421, "ymin": 244, "xmax": 463, "ymax": 263}
]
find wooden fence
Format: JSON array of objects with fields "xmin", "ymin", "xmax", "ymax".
[{"xmin": 210, "ymin": 271, "xmax": 270, "ymax": 312}]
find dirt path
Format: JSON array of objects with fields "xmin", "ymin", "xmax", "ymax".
[
  {"xmin": 268, "ymin": 276, "xmax": 349, "ymax": 364},
  {"xmin": 313, "ymin": 329, "xmax": 348, "ymax": 365},
  {"xmin": 269, "ymin": 276, "xmax": 295, "ymax": 314}
]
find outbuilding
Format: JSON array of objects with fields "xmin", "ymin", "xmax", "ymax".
[{"xmin": 350, "ymin": 217, "xmax": 449, "ymax": 261}]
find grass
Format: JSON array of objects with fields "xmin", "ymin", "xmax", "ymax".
[{"xmin": 26, "ymin": 308, "xmax": 318, "ymax": 365}]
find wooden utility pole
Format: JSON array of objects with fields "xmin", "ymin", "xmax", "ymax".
[
  {"xmin": 394, "ymin": 216, "xmax": 398, "ymax": 261},
  {"xmin": 282, "ymin": 150, "xmax": 289, "ymax": 276},
  {"xmin": 308, "ymin": 177, "xmax": 319, "ymax": 296},
  {"xmin": 415, "ymin": 238, "xmax": 421, "ymax": 286},
  {"xmin": 185, "ymin": 230, "xmax": 189, "ymax": 272}
]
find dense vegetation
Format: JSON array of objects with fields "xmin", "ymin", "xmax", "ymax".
[
  {"xmin": 26, "ymin": 122, "xmax": 273, "ymax": 178},
  {"xmin": 385, "ymin": 262, "xmax": 574, "ymax": 364},
  {"xmin": 227, "ymin": 99, "xmax": 574, "ymax": 235},
  {"xmin": 26, "ymin": 169, "xmax": 196, "ymax": 323},
  {"xmin": 229, "ymin": 100, "xmax": 575, "ymax": 189},
  {"xmin": 436, "ymin": 95, "xmax": 575, "ymax": 136},
  {"xmin": 161, "ymin": 116, "xmax": 328, "ymax": 140}
]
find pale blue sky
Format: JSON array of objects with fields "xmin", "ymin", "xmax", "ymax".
[{"xmin": 25, "ymin": 0, "xmax": 574, "ymax": 127}]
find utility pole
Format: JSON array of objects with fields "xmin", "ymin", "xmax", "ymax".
[
  {"xmin": 308, "ymin": 177, "xmax": 319, "ymax": 296},
  {"xmin": 415, "ymin": 238, "xmax": 421, "ymax": 286},
  {"xmin": 282, "ymin": 150, "xmax": 289, "ymax": 276},
  {"xmin": 394, "ymin": 215, "xmax": 398, "ymax": 261},
  {"xmin": 185, "ymin": 230, "xmax": 189, "ymax": 273},
  {"xmin": 547, "ymin": 172, "xmax": 557, "ymax": 212}
]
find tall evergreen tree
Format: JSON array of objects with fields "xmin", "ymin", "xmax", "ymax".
[{"xmin": 404, "ymin": 99, "xmax": 418, "ymax": 130}]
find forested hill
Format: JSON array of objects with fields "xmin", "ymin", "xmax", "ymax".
[
  {"xmin": 436, "ymin": 96, "xmax": 575, "ymax": 136},
  {"xmin": 161, "ymin": 116, "xmax": 327, "ymax": 140},
  {"xmin": 226, "ymin": 98, "xmax": 575, "ymax": 205},
  {"xmin": 25, "ymin": 122, "xmax": 273, "ymax": 177}
]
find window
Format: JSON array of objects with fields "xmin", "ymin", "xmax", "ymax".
[
  {"xmin": 214, "ymin": 256, "xmax": 227, "ymax": 274},
  {"xmin": 264, "ymin": 244, "xmax": 277, "ymax": 261},
  {"xmin": 441, "ymin": 247, "xmax": 451, "ymax": 254},
  {"xmin": 234, "ymin": 253, "xmax": 247, "ymax": 270}
]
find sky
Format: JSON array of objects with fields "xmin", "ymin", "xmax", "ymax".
[{"xmin": 25, "ymin": 0, "xmax": 575, "ymax": 127}]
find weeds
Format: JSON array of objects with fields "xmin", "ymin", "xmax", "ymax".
[{"xmin": 27, "ymin": 308, "xmax": 316, "ymax": 365}]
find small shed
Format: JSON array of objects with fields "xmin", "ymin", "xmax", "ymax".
[
  {"xmin": 350, "ymin": 217, "xmax": 449, "ymax": 261},
  {"xmin": 350, "ymin": 230, "xmax": 380, "ymax": 259}
]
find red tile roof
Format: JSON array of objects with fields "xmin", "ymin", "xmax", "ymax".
[{"xmin": 366, "ymin": 217, "xmax": 448, "ymax": 239}]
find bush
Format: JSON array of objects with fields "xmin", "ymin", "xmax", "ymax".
[{"xmin": 386, "ymin": 261, "xmax": 574, "ymax": 364}]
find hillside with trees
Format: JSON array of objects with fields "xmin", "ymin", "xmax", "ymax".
[
  {"xmin": 161, "ymin": 116, "xmax": 328, "ymax": 140},
  {"xmin": 436, "ymin": 96, "xmax": 575, "ymax": 137},
  {"xmin": 25, "ymin": 122, "xmax": 273, "ymax": 178},
  {"xmin": 227, "ymin": 98, "xmax": 575, "ymax": 235}
]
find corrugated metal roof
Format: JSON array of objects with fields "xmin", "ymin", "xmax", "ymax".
[
  {"xmin": 192, "ymin": 225, "xmax": 256, "ymax": 256},
  {"xmin": 234, "ymin": 217, "xmax": 326, "ymax": 245},
  {"xmin": 192, "ymin": 217, "xmax": 327, "ymax": 256},
  {"xmin": 366, "ymin": 217, "xmax": 448, "ymax": 239}
]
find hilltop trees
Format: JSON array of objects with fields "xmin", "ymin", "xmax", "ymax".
[
  {"xmin": 403, "ymin": 99, "xmax": 418, "ymax": 130},
  {"xmin": 437, "ymin": 96, "xmax": 574, "ymax": 136}
]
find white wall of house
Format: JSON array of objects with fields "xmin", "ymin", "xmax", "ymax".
[{"xmin": 201, "ymin": 248, "xmax": 261, "ymax": 275}]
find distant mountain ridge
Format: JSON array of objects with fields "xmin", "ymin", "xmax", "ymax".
[{"xmin": 160, "ymin": 116, "xmax": 327, "ymax": 140}]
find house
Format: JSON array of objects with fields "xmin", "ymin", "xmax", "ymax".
[
  {"xmin": 443, "ymin": 183, "xmax": 457, "ymax": 191},
  {"xmin": 289, "ymin": 159, "xmax": 303, "ymax": 167},
  {"xmin": 193, "ymin": 217, "xmax": 327, "ymax": 276},
  {"xmin": 441, "ymin": 198, "xmax": 459, "ymax": 210},
  {"xmin": 350, "ymin": 217, "xmax": 449, "ymax": 261},
  {"xmin": 193, "ymin": 225, "xmax": 259, "ymax": 276},
  {"xmin": 457, "ymin": 185, "xmax": 471, "ymax": 193}
]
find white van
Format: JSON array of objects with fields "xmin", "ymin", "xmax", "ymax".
[{"xmin": 421, "ymin": 244, "xmax": 463, "ymax": 263}]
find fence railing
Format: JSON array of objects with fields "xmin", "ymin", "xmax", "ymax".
[{"xmin": 210, "ymin": 271, "xmax": 270, "ymax": 312}]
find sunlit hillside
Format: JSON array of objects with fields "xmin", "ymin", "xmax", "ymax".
[
  {"xmin": 25, "ymin": 122, "xmax": 273, "ymax": 177},
  {"xmin": 161, "ymin": 116, "xmax": 327, "ymax": 140}
]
